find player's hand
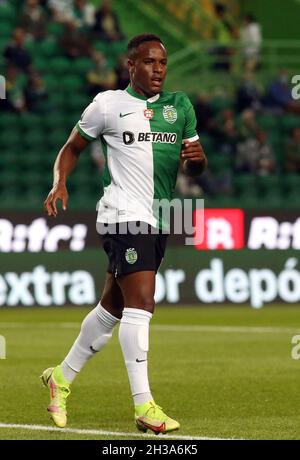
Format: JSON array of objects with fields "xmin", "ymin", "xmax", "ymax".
[
  {"xmin": 181, "ymin": 140, "xmax": 207, "ymax": 176},
  {"xmin": 44, "ymin": 182, "xmax": 69, "ymax": 217}
]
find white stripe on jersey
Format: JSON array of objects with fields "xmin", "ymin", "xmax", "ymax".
[{"xmin": 79, "ymin": 90, "xmax": 159, "ymax": 227}]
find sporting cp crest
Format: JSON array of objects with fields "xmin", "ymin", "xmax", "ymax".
[
  {"xmin": 125, "ymin": 248, "xmax": 138, "ymax": 264},
  {"xmin": 163, "ymin": 105, "xmax": 177, "ymax": 124},
  {"xmin": 144, "ymin": 108, "xmax": 154, "ymax": 119}
]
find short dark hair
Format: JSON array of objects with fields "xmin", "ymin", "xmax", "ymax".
[{"xmin": 127, "ymin": 33, "xmax": 164, "ymax": 59}]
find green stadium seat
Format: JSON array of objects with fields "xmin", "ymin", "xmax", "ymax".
[
  {"xmin": 0, "ymin": 132, "xmax": 21, "ymax": 149},
  {"xmin": 47, "ymin": 22, "xmax": 65, "ymax": 38},
  {"xmin": 69, "ymin": 188, "xmax": 96, "ymax": 209},
  {"xmin": 23, "ymin": 150, "xmax": 56, "ymax": 170},
  {"xmin": 49, "ymin": 93, "xmax": 66, "ymax": 109},
  {"xmin": 280, "ymin": 116, "xmax": 300, "ymax": 133},
  {"xmin": 281, "ymin": 173, "xmax": 300, "ymax": 195},
  {"xmin": 19, "ymin": 171, "xmax": 50, "ymax": 191},
  {"xmin": 266, "ymin": 130, "xmax": 280, "ymax": 145},
  {"xmin": 34, "ymin": 57, "xmax": 50, "ymax": 73},
  {"xmin": 0, "ymin": 151, "xmax": 19, "ymax": 171},
  {"xmin": 65, "ymin": 115, "xmax": 78, "ymax": 131},
  {"xmin": 0, "ymin": 170, "xmax": 20, "ymax": 189},
  {"xmin": 238, "ymin": 194, "xmax": 261, "ymax": 208},
  {"xmin": 255, "ymin": 175, "xmax": 283, "ymax": 207},
  {"xmin": 110, "ymin": 40, "xmax": 127, "ymax": 56},
  {"xmin": 0, "ymin": 113, "xmax": 20, "ymax": 130},
  {"xmin": 21, "ymin": 147, "xmax": 55, "ymax": 170},
  {"xmin": 0, "ymin": 188, "xmax": 22, "ymax": 209},
  {"xmin": 71, "ymin": 174, "xmax": 90, "ymax": 189},
  {"xmin": 50, "ymin": 57, "xmax": 72, "ymax": 75},
  {"xmin": 37, "ymin": 39, "xmax": 60, "ymax": 58},
  {"xmin": 43, "ymin": 74, "xmax": 62, "ymax": 92},
  {"xmin": 208, "ymin": 153, "xmax": 232, "ymax": 174},
  {"xmin": 19, "ymin": 113, "xmax": 43, "ymax": 132},
  {"xmin": 73, "ymin": 58, "xmax": 94, "ymax": 76},
  {"xmin": 0, "ymin": 21, "xmax": 14, "ymax": 38},
  {"xmin": 21, "ymin": 188, "xmax": 47, "ymax": 209},
  {"xmin": 64, "ymin": 94, "xmax": 89, "ymax": 112},
  {"xmin": 257, "ymin": 114, "xmax": 279, "ymax": 131},
  {"xmin": 40, "ymin": 153, "xmax": 57, "ymax": 169},
  {"xmin": 202, "ymin": 196, "xmax": 216, "ymax": 208},
  {"xmin": 256, "ymin": 175, "xmax": 281, "ymax": 195},
  {"xmin": 23, "ymin": 131, "xmax": 45, "ymax": 149},
  {"xmin": 42, "ymin": 113, "xmax": 69, "ymax": 131},
  {"xmin": 94, "ymin": 42, "xmax": 113, "ymax": 55},
  {"xmin": 0, "ymin": 36, "xmax": 9, "ymax": 53},
  {"xmin": 210, "ymin": 96, "xmax": 233, "ymax": 113},
  {"xmin": 234, "ymin": 174, "xmax": 257, "ymax": 197},
  {"xmin": 47, "ymin": 129, "xmax": 69, "ymax": 149},
  {"xmin": 283, "ymin": 191, "xmax": 300, "ymax": 208},
  {"xmin": 61, "ymin": 75, "xmax": 83, "ymax": 92},
  {"xmin": 0, "ymin": 4, "xmax": 16, "ymax": 22},
  {"xmin": 199, "ymin": 134, "xmax": 215, "ymax": 154},
  {"xmin": 212, "ymin": 195, "xmax": 236, "ymax": 207},
  {"xmin": 20, "ymin": 152, "xmax": 41, "ymax": 169}
]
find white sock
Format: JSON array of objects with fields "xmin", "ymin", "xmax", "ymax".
[
  {"xmin": 119, "ymin": 308, "xmax": 153, "ymax": 406},
  {"xmin": 61, "ymin": 303, "xmax": 119, "ymax": 383}
]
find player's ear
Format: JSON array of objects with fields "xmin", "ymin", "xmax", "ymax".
[{"xmin": 127, "ymin": 59, "xmax": 134, "ymax": 71}]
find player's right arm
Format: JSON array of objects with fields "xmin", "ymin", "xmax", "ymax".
[
  {"xmin": 45, "ymin": 93, "xmax": 106, "ymax": 217},
  {"xmin": 44, "ymin": 128, "xmax": 90, "ymax": 217}
]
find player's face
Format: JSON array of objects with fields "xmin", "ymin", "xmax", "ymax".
[{"xmin": 128, "ymin": 41, "xmax": 167, "ymax": 97}]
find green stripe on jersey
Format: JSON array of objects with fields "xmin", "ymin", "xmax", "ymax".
[
  {"xmin": 99, "ymin": 134, "xmax": 111, "ymax": 188},
  {"xmin": 76, "ymin": 123, "xmax": 96, "ymax": 141},
  {"xmin": 148, "ymin": 92, "xmax": 194, "ymax": 228}
]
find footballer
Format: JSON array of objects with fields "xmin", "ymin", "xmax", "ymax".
[{"xmin": 43, "ymin": 33, "xmax": 207, "ymax": 434}]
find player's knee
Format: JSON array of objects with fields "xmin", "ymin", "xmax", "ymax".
[
  {"xmin": 100, "ymin": 300, "xmax": 123, "ymax": 319},
  {"xmin": 139, "ymin": 296, "xmax": 155, "ymax": 313}
]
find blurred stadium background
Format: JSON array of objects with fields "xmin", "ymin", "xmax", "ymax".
[{"xmin": 1, "ymin": 0, "xmax": 300, "ymax": 440}]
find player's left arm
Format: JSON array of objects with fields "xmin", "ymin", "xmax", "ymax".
[
  {"xmin": 181, "ymin": 140, "xmax": 207, "ymax": 177},
  {"xmin": 180, "ymin": 94, "xmax": 207, "ymax": 177}
]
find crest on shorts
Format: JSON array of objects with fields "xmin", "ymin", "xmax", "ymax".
[
  {"xmin": 163, "ymin": 105, "xmax": 177, "ymax": 124},
  {"xmin": 125, "ymin": 248, "xmax": 138, "ymax": 264},
  {"xmin": 144, "ymin": 108, "xmax": 154, "ymax": 119}
]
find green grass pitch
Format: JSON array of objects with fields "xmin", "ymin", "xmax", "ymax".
[{"xmin": 0, "ymin": 305, "xmax": 300, "ymax": 440}]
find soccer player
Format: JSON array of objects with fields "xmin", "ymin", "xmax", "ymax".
[{"xmin": 42, "ymin": 33, "xmax": 207, "ymax": 434}]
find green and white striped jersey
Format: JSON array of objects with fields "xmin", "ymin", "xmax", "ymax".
[{"xmin": 76, "ymin": 85, "xmax": 199, "ymax": 228}]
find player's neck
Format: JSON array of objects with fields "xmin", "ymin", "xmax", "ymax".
[{"xmin": 129, "ymin": 83, "xmax": 160, "ymax": 100}]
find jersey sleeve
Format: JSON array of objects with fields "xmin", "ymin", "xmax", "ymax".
[
  {"xmin": 76, "ymin": 93, "xmax": 106, "ymax": 141},
  {"xmin": 182, "ymin": 94, "xmax": 199, "ymax": 143}
]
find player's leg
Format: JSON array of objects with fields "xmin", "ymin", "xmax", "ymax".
[
  {"xmin": 60, "ymin": 273, "xmax": 123, "ymax": 380},
  {"xmin": 117, "ymin": 270, "xmax": 179, "ymax": 434},
  {"xmin": 117, "ymin": 270, "xmax": 155, "ymax": 405},
  {"xmin": 41, "ymin": 274, "xmax": 123, "ymax": 427}
]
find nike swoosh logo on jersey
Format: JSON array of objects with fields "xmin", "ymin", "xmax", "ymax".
[
  {"xmin": 119, "ymin": 112, "xmax": 135, "ymax": 118},
  {"xmin": 136, "ymin": 358, "xmax": 147, "ymax": 363}
]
